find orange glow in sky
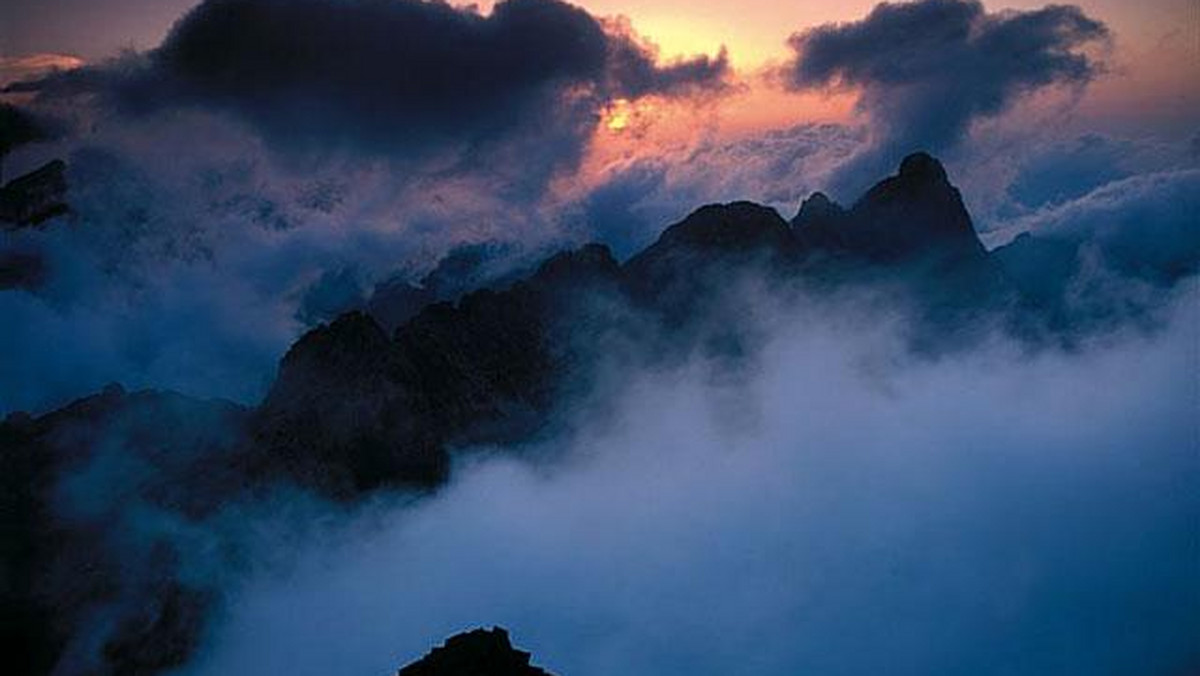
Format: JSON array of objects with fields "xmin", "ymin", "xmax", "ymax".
[
  {"xmin": 479, "ymin": 0, "xmax": 1197, "ymax": 138},
  {"xmin": 3, "ymin": 0, "xmax": 1195, "ymax": 142}
]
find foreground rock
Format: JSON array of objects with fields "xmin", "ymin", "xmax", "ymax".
[{"xmin": 396, "ymin": 627, "xmax": 554, "ymax": 676}]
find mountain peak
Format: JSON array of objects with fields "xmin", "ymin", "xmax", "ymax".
[
  {"xmin": 840, "ymin": 152, "xmax": 985, "ymax": 263},
  {"xmin": 648, "ymin": 201, "xmax": 792, "ymax": 252},
  {"xmin": 897, "ymin": 151, "xmax": 948, "ymax": 184},
  {"xmin": 790, "ymin": 152, "xmax": 985, "ymax": 266},
  {"xmin": 396, "ymin": 627, "xmax": 554, "ymax": 676},
  {"xmin": 793, "ymin": 191, "xmax": 845, "ymax": 228}
]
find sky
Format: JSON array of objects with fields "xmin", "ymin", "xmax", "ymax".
[{"xmin": 2, "ymin": 0, "xmax": 1196, "ymax": 138}]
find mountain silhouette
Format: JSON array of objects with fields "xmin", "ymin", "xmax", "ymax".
[{"xmin": 396, "ymin": 627, "xmax": 555, "ymax": 676}]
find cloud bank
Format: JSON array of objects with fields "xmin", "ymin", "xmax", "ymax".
[{"xmin": 180, "ymin": 281, "xmax": 1200, "ymax": 676}]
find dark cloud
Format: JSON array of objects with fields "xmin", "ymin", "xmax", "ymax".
[
  {"xmin": 784, "ymin": 0, "xmax": 1109, "ymax": 196},
  {"xmin": 604, "ymin": 22, "xmax": 730, "ymax": 100},
  {"xmin": 27, "ymin": 0, "xmax": 727, "ymax": 176}
]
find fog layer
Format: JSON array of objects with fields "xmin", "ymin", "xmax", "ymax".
[{"xmin": 181, "ymin": 282, "xmax": 1200, "ymax": 676}]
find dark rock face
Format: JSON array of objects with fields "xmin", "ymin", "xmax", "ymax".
[
  {"xmin": 622, "ymin": 201, "xmax": 796, "ymax": 326},
  {"xmin": 624, "ymin": 154, "xmax": 998, "ymax": 311},
  {"xmin": 850, "ymin": 152, "xmax": 987, "ymax": 263},
  {"xmin": 0, "ymin": 159, "xmax": 69, "ymax": 228},
  {"xmin": 0, "ymin": 385, "xmax": 247, "ymax": 676},
  {"xmin": 0, "ymin": 159, "xmax": 68, "ymax": 291},
  {"xmin": 396, "ymin": 627, "xmax": 554, "ymax": 676},
  {"xmin": 251, "ymin": 310, "xmax": 435, "ymax": 495},
  {"xmin": 250, "ymin": 155, "xmax": 1019, "ymax": 502},
  {"xmin": 624, "ymin": 201, "xmax": 795, "ymax": 284},
  {"xmin": 791, "ymin": 153, "xmax": 1014, "ymax": 341},
  {"xmin": 791, "ymin": 191, "xmax": 844, "ymax": 238},
  {"xmin": 251, "ymin": 243, "xmax": 622, "ymax": 498},
  {"xmin": 793, "ymin": 152, "xmax": 986, "ymax": 265}
]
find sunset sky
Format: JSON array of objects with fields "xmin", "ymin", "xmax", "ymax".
[{"xmin": 4, "ymin": 0, "xmax": 1197, "ymax": 139}]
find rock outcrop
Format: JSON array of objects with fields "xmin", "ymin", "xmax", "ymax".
[
  {"xmin": 396, "ymin": 627, "xmax": 554, "ymax": 676},
  {"xmin": 0, "ymin": 159, "xmax": 68, "ymax": 228},
  {"xmin": 250, "ymin": 243, "xmax": 622, "ymax": 498}
]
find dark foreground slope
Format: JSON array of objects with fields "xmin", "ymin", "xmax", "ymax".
[
  {"xmin": 1, "ymin": 386, "xmax": 246, "ymax": 675},
  {"xmin": 2, "ymin": 153, "xmax": 1194, "ymax": 675}
]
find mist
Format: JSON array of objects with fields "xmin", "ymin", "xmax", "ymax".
[{"xmin": 176, "ymin": 280, "xmax": 1200, "ymax": 676}]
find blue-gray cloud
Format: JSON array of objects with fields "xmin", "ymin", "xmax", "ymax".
[
  {"xmin": 1007, "ymin": 134, "xmax": 1132, "ymax": 209},
  {"xmin": 180, "ymin": 284, "xmax": 1200, "ymax": 676},
  {"xmin": 784, "ymin": 0, "xmax": 1109, "ymax": 196}
]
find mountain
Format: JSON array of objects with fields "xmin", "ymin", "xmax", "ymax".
[
  {"xmin": 253, "ymin": 154, "xmax": 1018, "ymax": 501},
  {"xmin": 622, "ymin": 200, "xmax": 797, "ymax": 323},
  {"xmin": 794, "ymin": 152, "xmax": 986, "ymax": 264},
  {"xmin": 395, "ymin": 627, "xmax": 555, "ymax": 676},
  {"xmin": 250, "ymin": 243, "xmax": 622, "ymax": 498},
  {"xmin": 3, "ymin": 152, "xmax": 1187, "ymax": 676},
  {"xmin": 1, "ymin": 385, "xmax": 246, "ymax": 676}
]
